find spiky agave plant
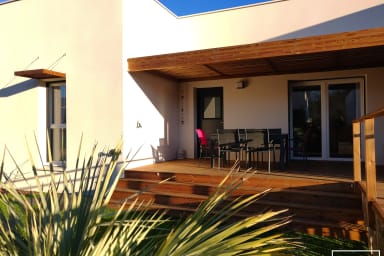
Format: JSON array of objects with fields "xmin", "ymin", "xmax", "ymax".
[
  {"xmin": 0, "ymin": 137, "xmax": 297, "ymax": 256},
  {"xmin": 0, "ymin": 137, "xmax": 168, "ymax": 256}
]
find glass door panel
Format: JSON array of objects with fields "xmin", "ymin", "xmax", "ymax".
[
  {"xmin": 291, "ymin": 86, "xmax": 322, "ymax": 158},
  {"xmin": 328, "ymin": 83, "xmax": 359, "ymax": 158},
  {"xmin": 290, "ymin": 78, "xmax": 363, "ymax": 161},
  {"xmin": 197, "ymin": 87, "xmax": 223, "ymax": 136}
]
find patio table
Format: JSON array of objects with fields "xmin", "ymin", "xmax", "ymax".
[{"xmin": 207, "ymin": 131, "xmax": 288, "ymax": 170}]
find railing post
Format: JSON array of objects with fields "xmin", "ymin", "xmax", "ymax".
[
  {"xmin": 364, "ymin": 117, "xmax": 377, "ymax": 201},
  {"xmin": 353, "ymin": 121, "xmax": 361, "ymax": 182}
]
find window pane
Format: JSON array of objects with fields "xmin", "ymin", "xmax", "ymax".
[
  {"xmin": 50, "ymin": 127, "xmax": 66, "ymax": 162},
  {"xmin": 328, "ymin": 83, "xmax": 359, "ymax": 158},
  {"xmin": 291, "ymin": 86, "xmax": 322, "ymax": 157},
  {"xmin": 48, "ymin": 83, "xmax": 66, "ymax": 164},
  {"xmin": 51, "ymin": 86, "xmax": 66, "ymax": 124},
  {"xmin": 203, "ymin": 96, "xmax": 221, "ymax": 119}
]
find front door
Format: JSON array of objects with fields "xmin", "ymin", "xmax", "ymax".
[
  {"xmin": 196, "ymin": 87, "xmax": 223, "ymax": 155},
  {"xmin": 289, "ymin": 78, "xmax": 364, "ymax": 160},
  {"xmin": 196, "ymin": 87, "xmax": 223, "ymax": 135}
]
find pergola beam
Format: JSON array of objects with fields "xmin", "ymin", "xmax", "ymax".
[{"xmin": 128, "ymin": 27, "xmax": 384, "ymax": 72}]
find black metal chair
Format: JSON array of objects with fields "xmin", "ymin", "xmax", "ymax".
[
  {"xmin": 235, "ymin": 128, "xmax": 249, "ymax": 167},
  {"xmin": 268, "ymin": 128, "xmax": 282, "ymax": 168},
  {"xmin": 245, "ymin": 129, "xmax": 272, "ymax": 172},
  {"xmin": 216, "ymin": 129, "xmax": 241, "ymax": 168}
]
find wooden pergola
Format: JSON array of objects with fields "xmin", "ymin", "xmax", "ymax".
[{"xmin": 128, "ymin": 27, "xmax": 384, "ymax": 82}]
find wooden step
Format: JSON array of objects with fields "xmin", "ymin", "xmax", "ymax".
[
  {"xmin": 108, "ymin": 196, "xmax": 365, "ymax": 241},
  {"xmin": 292, "ymin": 217, "xmax": 366, "ymax": 232},
  {"xmin": 112, "ymin": 169, "xmax": 366, "ymax": 241},
  {"xmin": 259, "ymin": 190, "xmax": 361, "ymax": 209},
  {"xmin": 117, "ymin": 178, "xmax": 361, "ymax": 210},
  {"xmin": 123, "ymin": 170, "xmax": 356, "ymax": 193},
  {"xmin": 287, "ymin": 218, "xmax": 367, "ymax": 241},
  {"xmin": 249, "ymin": 201, "xmax": 362, "ymax": 223},
  {"xmin": 118, "ymin": 177, "xmax": 359, "ymax": 196},
  {"xmin": 112, "ymin": 186, "xmax": 362, "ymax": 222},
  {"xmin": 115, "ymin": 172, "xmax": 363, "ymax": 219}
]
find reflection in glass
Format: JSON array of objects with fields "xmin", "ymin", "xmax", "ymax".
[
  {"xmin": 292, "ymin": 86, "xmax": 322, "ymax": 157},
  {"xmin": 203, "ymin": 96, "xmax": 221, "ymax": 119},
  {"xmin": 328, "ymin": 83, "xmax": 359, "ymax": 158},
  {"xmin": 49, "ymin": 84, "xmax": 66, "ymax": 164}
]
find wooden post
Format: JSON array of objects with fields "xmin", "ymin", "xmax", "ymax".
[
  {"xmin": 364, "ymin": 118, "xmax": 377, "ymax": 201},
  {"xmin": 353, "ymin": 121, "xmax": 361, "ymax": 182}
]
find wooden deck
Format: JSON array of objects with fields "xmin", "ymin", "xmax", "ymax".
[
  {"xmin": 128, "ymin": 158, "xmax": 384, "ymax": 183},
  {"xmin": 123, "ymin": 158, "xmax": 384, "ymax": 213},
  {"xmin": 112, "ymin": 159, "xmax": 384, "ymax": 241}
]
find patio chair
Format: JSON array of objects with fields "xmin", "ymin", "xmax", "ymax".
[
  {"xmin": 236, "ymin": 128, "xmax": 249, "ymax": 166},
  {"xmin": 268, "ymin": 128, "xmax": 283, "ymax": 168},
  {"xmin": 217, "ymin": 129, "xmax": 242, "ymax": 168},
  {"xmin": 195, "ymin": 128, "xmax": 212, "ymax": 165},
  {"xmin": 245, "ymin": 129, "xmax": 272, "ymax": 173}
]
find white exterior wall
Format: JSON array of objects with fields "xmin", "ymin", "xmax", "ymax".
[
  {"xmin": 0, "ymin": 0, "xmax": 123, "ymax": 173},
  {"xmin": 122, "ymin": 72, "xmax": 179, "ymax": 167},
  {"xmin": 125, "ymin": 0, "xmax": 384, "ymax": 57}
]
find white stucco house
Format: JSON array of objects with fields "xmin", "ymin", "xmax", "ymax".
[{"xmin": 0, "ymin": 0, "xmax": 384, "ymax": 178}]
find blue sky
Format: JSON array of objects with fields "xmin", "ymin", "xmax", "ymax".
[
  {"xmin": 157, "ymin": 0, "xmax": 274, "ymax": 17},
  {"xmin": 0, "ymin": 0, "xmax": 17, "ymax": 4}
]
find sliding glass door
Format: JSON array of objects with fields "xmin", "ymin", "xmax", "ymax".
[
  {"xmin": 290, "ymin": 78, "xmax": 364, "ymax": 160},
  {"xmin": 328, "ymin": 83, "xmax": 361, "ymax": 158},
  {"xmin": 291, "ymin": 84, "xmax": 322, "ymax": 158}
]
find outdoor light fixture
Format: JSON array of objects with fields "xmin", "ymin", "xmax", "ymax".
[{"xmin": 235, "ymin": 80, "xmax": 247, "ymax": 89}]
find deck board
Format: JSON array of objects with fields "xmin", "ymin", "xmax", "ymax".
[{"xmin": 127, "ymin": 159, "xmax": 384, "ymax": 213}]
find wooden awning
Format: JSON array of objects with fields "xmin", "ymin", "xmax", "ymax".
[
  {"xmin": 128, "ymin": 27, "xmax": 384, "ymax": 82},
  {"xmin": 14, "ymin": 69, "xmax": 66, "ymax": 80}
]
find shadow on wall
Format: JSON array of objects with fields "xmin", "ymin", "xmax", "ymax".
[
  {"xmin": 130, "ymin": 72, "xmax": 179, "ymax": 160},
  {"xmin": 151, "ymin": 138, "xmax": 174, "ymax": 163},
  {"xmin": 266, "ymin": 4, "xmax": 384, "ymax": 42},
  {"xmin": 0, "ymin": 79, "xmax": 39, "ymax": 97}
]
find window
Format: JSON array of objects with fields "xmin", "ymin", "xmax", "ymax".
[
  {"xmin": 203, "ymin": 96, "xmax": 222, "ymax": 119},
  {"xmin": 47, "ymin": 82, "xmax": 66, "ymax": 165}
]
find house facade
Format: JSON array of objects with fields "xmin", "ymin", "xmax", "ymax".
[
  {"xmin": 0, "ymin": 0, "xmax": 384, "ymax": 177},
  {"xmin": 124, "ymin": 0, "xmax": 384, "ymax": 167}
]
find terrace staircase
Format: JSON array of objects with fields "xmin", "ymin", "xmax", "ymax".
[{"xmin": 110, "ymin": 168, "xmax": 366, "ymax": 241}]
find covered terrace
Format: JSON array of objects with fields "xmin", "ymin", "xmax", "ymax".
[{"xmin": 125, "ymin": 26, "xmax": 384, "ymax": 249}]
